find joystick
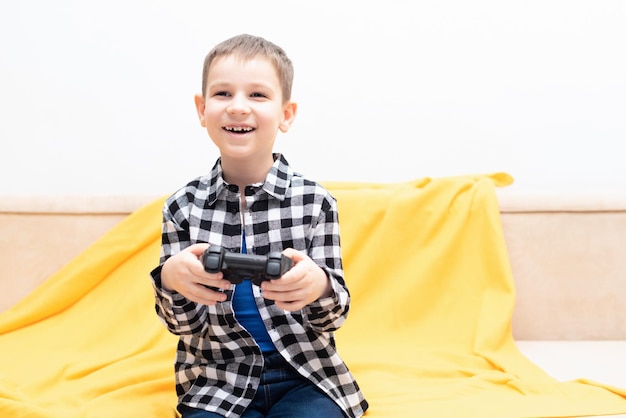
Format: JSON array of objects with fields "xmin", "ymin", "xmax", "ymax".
[{"xmin": 201, "ymin": 245, "xmax": 293, "ymax": 285}]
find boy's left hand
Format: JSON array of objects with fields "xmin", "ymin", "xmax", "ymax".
[{"xmin": 260, "ymin": 248, "xmax": 333, "ymax": 312}]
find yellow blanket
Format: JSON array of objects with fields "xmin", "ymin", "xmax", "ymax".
[{"xmin": 1, "ymin": 173, "xmax": 625, "ymax": 418}]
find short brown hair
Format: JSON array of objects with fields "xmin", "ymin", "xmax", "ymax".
[{"xmin": 201, "ymin": 34, "xmax": 294, "ymax": 102}]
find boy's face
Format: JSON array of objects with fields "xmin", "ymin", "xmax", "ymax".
[{"xmin": 194, "ymin": 54, "xmax": 297, "ymax": 166}]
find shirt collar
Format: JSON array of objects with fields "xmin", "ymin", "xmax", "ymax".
[{"xmin": 203, "ymin": 153, "xmax": 293, "ymax": 205}]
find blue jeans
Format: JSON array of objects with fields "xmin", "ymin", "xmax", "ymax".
[{"xmin": 179, "ymin": 352, "xmax": 345, "ymax": 418}]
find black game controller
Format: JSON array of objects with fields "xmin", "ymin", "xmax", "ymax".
[{"xmin": 201, "ymin": 245, "xmax": 293, "ymax": 285}]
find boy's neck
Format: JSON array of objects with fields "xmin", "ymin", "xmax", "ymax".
[{"xmin": 220, "ymin": 155, "xmax": 275, "ymax": 189}]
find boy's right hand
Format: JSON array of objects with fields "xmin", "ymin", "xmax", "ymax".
[{"xmin": 160, "ymin": 244, "xmax": 232, "ymax": 306}]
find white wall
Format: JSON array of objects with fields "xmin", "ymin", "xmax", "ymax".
[{"xmin": 1, "ymin": 1, "xmax": 625, "ymax": 196}]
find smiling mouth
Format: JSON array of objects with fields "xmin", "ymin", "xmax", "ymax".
[{"xmin": 224, "ymin": 126, "xmax": 254, "ymax": 133}]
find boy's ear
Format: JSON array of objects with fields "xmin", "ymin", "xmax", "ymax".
[
  {"xmin": 279, "ymin": 101, "xmax": 298, "ymax": 133},
  {"xmin": 194, "ymin": 94, "xmax": 207, "ymax": 127}
]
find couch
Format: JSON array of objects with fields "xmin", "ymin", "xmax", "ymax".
[{"xmin": 1, "ymin": 173, "xmax": 625, "ymax": 417}]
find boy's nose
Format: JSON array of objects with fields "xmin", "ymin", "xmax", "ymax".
[{"xmin": 227, "ymin": 94, "xmax": 250, "ymax": 115}]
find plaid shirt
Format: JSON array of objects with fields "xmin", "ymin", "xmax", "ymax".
[{"xmin": 150, "ymin": 154, "xmax": 368, "ymax": 418}]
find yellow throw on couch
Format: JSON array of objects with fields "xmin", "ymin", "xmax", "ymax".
[{"xmin": 1, "ymin": 173, "xmax": 625, "ymax": 417}]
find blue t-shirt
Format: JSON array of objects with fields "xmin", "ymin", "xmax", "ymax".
[{"xmin": 232, "ymin": 231, "xmax": 276, "ymax": 353}]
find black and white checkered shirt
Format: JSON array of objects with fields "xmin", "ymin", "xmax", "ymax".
[{"xmin": 150, "ymin": 154, "xmax": 368, "ymax": 417}]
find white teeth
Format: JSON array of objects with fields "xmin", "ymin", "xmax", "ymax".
[{"xmin": 225, "ymin": 126, "xmax": 253, "ymax": 132}]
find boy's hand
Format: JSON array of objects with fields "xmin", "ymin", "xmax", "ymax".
[
  {"xmin": 160, "ymin": 244, "xmax": 232, "ymax": 306},
  {"xmin": 260, "ymin": 248, "xmax": 334, "ymax": 312}
]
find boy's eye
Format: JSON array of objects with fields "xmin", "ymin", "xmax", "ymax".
[
  {"xmin": 214, "ymin": 91, "xmax": 230, "ymax": 97},
  {"xmin": 250, "ymin": 92, "xmax": 268, "ymax": 98}
]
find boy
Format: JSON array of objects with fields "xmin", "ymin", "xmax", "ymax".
[{"xmin": 150, "ymin": 34, "xmax": 368, "ymax": 418}]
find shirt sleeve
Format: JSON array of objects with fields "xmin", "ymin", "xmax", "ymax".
[
  {"xmin": 301, "ymin": 195, "xmax": 351, "ymax": 332},
  {"xmin": 150, "ymin": 196, "xmax": 209, "ymax": 336}
]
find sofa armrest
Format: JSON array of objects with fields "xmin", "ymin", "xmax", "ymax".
[{"xmin": 498, "ymin": 190, "xmax": 626, "ymax": 340}]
